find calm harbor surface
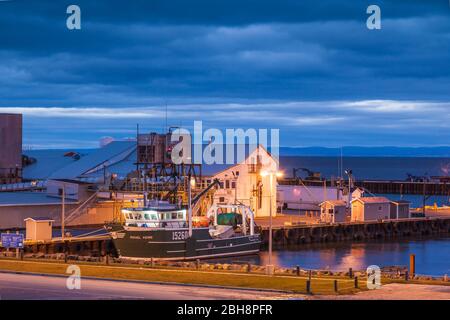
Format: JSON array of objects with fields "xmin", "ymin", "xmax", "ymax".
[{"xmin": 214, "ymin": 237, "xmax": 450, "ymax": 276}]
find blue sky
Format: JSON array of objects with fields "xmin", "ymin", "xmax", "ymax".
[{"xmin": 0, "ymin": 0, "xmax": 449, "ymax": 148}]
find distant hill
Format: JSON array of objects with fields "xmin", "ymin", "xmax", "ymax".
[{"xmin": 280, "ymin": 146, "xmax": 450, "ymax": 157}]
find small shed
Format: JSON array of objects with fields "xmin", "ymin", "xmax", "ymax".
[
  {"xmin": 351, "ymin": 197, "xmax": 391, "ymax": 222},
  {"xmin": 319, "ymin": 200, "xmax": 348, "ymax": 223},
  {"xmin": 24, "ymin": 217, "xmax": 54, "ymax": 241},
  {"xmin": 390, "ymin": 200, "xmax": 411, "ymax": 219}
]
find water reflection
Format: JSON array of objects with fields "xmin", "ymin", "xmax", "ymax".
[{"xmin": 210, "ymin": 237, "xmax": 450, "ymax": 276}]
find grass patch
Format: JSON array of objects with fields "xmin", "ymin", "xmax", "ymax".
[{"xmin": 0, "ymin": 259, "xmax": 360, "ymax": 295}]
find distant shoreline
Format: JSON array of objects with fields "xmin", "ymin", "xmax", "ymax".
[{"xmin": 22, "ymin": 146, "xmax": 450, "ymax": 158}]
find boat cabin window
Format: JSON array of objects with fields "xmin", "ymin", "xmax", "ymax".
[
  {"xmin": 177, "ymin": 212, "xmax": 184, "ymax": 219},
  {"xmin": 171, "ymin": 212, "xmax": 178, "ymax": 219},
  {"xmin": 144, "ymin": 214, "xmax": 150, "ymax": 220}
]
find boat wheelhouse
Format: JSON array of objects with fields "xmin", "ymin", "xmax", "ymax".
[{"xmin": 122, "ymin": 203, "xmax": 187, "ymax": 228}]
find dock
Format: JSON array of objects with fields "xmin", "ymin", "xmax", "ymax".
[
  {"xmin": 260, "ymin": 216, "xmax": 450, "ymax": 247},
  {"xmin": 1, "ymin": 216, "xmax": 449, "ymax": 258}
]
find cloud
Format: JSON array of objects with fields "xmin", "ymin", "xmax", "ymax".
[
  {"xmin": 0, "ymin": 0, "xmax": 449, "ymax": 147},
  {"xmin": 4, "ymin": 99, "xmax": 449, "ymax": 148}
]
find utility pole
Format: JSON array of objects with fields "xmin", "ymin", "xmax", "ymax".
[
  {"xmin": 345, "ymin": 169, "xmax": 353, "ymax": 208},
  {"xmin": 422, "ymin": 181, "xmax": 427, "ymax": 217},
  {"xmin": 422, "ymin": 174, "xmax": 431, "ymax": 217},
  {"xmin": 269, "ymin": 172, "xmax": 273, "ymax": 268},
  {"xmin": 61, "ymin": 183, "xmax": 65, "ymax": 240}
]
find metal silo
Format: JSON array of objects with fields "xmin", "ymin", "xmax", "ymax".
[{"xmin": 0, "ymin": 113, "xmax": 23, "ymax": 183}]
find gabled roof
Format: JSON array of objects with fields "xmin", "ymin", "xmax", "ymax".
[
  {"xmin": 24, "ymin": 217, "xmax": 55, "ymax": 222},
  {"xmin": 351, "ymin": 197, "xmax": 390, "ymax": 204},
  {"xmin": 319, "ymin": 200, "xmax": 347, "ymax": 207},
  {"xmin": 202, "ymin": 144, "xmax": 276, "ymax": 177}
]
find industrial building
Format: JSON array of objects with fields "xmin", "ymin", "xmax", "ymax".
[
  {"xmin": 0, "ymin": 114, "xmax": 22, "ymax": 184},
  {"xmin": 201, "ymin": 145, "xmax": 279, "ymax": 218}
]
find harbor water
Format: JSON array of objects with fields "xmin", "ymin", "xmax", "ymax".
[{"xmin": 215, "ymin": 237, "xmax": 450, "ymax": 276}]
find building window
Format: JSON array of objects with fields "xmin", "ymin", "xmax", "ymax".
[
  {"xmin": 235, "ymin": 171, "xmax": 239, "ymax": 176},
  {"xmin": 328, "ymin": 209, "xmax": 334, "ymax": 214},
  {"xmin": 225, "ymin": 180, "xmax": 230, "ymax": 189},
  {"xmin": 378, "ymin": 206, "xmax": 382, "ymax": 211},
  {"xmin": 231, "ymin": 181, "xmax": 236, "ymax": 189},
  {"xmin": 219, "ymin": 181, "xmax": 224, "ymax": 189},
  {"xmin": 219, "ymin": 197, "xmax": 225, "ymax": 203}
]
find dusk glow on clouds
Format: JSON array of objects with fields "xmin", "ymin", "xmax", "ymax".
[{"xmin": 0, "ymin": 0, "xmax": 449, "ymax": 148}]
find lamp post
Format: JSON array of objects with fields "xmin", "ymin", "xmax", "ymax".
[{"xmin": 260, "ymin": 169, "xmax": 283, "ymax": 275}]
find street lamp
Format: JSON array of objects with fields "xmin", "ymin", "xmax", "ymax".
[{"xmin": 260, "ymin": 169, "xmax": 283, "ymax": 275}]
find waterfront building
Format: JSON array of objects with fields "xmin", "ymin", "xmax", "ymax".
[
  {"xmin": 390, "ymin": 200, "xmax": 411, "ymax": 219},
  {"xmin": 351, "ymin": 196, "xmax": 391, "ymax": 221},
  {"xmin": 201, "ymin": 145, "xmax": 279, "ymax": 218},
  {"xmin": 24, "ymin": 217, "xmax": 54, "ymax": 241},
  {"xmin": 319, "ymin": 200, "xmax": 348, "ymax": 223}
]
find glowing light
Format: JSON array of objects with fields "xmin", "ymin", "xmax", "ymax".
[{"xmin": 260, "ymin": 170, "xmax": 283, "ymax": 178}]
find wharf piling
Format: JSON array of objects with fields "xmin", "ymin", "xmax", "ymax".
[
  {"xmin": 260, "ymin": 217, "xmax": 450, "ymax": 247},
  {"xmin": 0, "ymin": 235, "xmax": 116, "ymax": 258}
]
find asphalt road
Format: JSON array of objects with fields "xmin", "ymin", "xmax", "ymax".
[{"xmin": 0, "ymin": 272, "xmax": 303, "ymax": 300}]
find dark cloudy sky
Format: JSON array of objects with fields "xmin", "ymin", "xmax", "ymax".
[{"xmin": 0, "ymin": 0, "xmax": 449, "ymax": 148}]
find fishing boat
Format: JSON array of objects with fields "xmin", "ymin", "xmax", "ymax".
[{"xmin": 105, "ymin": 202, "xmax": 261, "ymax": 260}]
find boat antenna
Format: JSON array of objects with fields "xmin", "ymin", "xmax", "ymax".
[
  {"xmin": 136, "ymin": 123, "xmax": 139, "ymax": 172},
  {"xmin": 165, "ymin": 101, "xmax": 168, "ymax": 134}
]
